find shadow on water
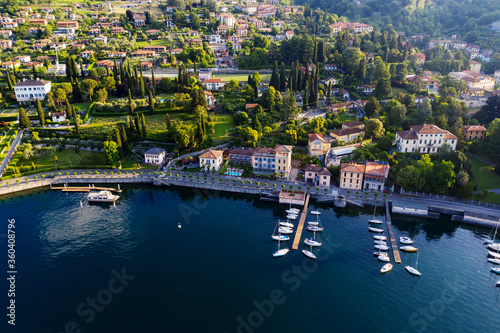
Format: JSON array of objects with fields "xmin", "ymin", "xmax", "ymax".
[{"xmin": 391, "ymin": 214, "xmax": 458, "ymax": 241}]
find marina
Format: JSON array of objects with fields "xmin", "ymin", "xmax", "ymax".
[
  {"xmin": 292, "ymin": 193, "xmax": 310, "ymax": 250},
  {"xmin": 385, "ymin": 201, "xmax": 402, "ymax": 264}
]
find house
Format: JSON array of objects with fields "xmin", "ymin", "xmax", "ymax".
[
  {"xmin": 406, "ymin": 75, "xmax": 438, "ymax": 91},
  {"xmin": 325, "ymin": 144, "xmax": 359, "ymax": 167},
  {"xmin": 110, "ymin": 27, "xmax": 125, "ymax": 34},
  {"xmin": 204, "ymin": 91, "xmax": 216, "ymax": 106},
  {"xmin": 285, "ymin": 30, "xmax": 294, "ymax": 39},
  {"xmin": 29, "ymin": 18, "xmax": 47, "ymax": 26},
  {"xmin": 131, "ymin": 50, "xmax": 155, "ymax": 58},
  {"xmin": 342, "ymin": 121, "xmax": 364, "ymax": 130},
  {"xmin": 14, "ymin": 79, "xmax": 52, "ymax": 105},
  {"xmin": 96, "ymin": 60, "xmax": 114, "ymax": 68},
  {"xmin": 304, "ymin": 164, "xmax": 332, "ymax": 187},
  {"xmin": 252, "ymin": 147, "xmax": 276, "ymax": 174},
  {"xmin": 469, "ymin": 60, "xmax": 481, "ymax": 74},
  {"xmin": 143, "ymin": 45, "xmax": 167, "ymax": 53},
  {"xmin": 0, "ymin": 39, "xmax": 12, "ymax": 49},
  {"xmin": 94, "ymin": 35, "xmax": 108, "ymax": 44},
  {"xmin": 414, "ymin": 96, "xmax": 434, "ymax": 106},
  {"xmin": 1, "ymin": 61, "xmax": 20, "ymax": 69},
  {"xmin": 217, "ymin": 25, "xmax": 228, "ymax": 34},
  {"xmin": 80, "ymin": 51, "xmax": 95, "ymax": 59},
  {"xmin": 49, "ymin": 112, "xmax": 66, "ymax": 122},
  {"xmin": 203, "ymin": 79, "xmax": 224, "ymax": 90},
  {"xmin": 140, "ymin": 61, "xmax": 153, "ymax": 69},
  {"xmin": 188, "ymin": 30, "xmax": 199, "ymax": 36},
  {"xmin": 308, "ymin": 133, "xmax": 330, "ymax": 157},
  {"xmin": 363, "ymin": 161, "xmax": 390, "ymax": 191},
  {"xmin": 144, "ymin": 148, "xmax": 166, "ymax": 166},
  {"xmin": 412, "ymin": 53, "xmax": 426, "ymax": 65},
  {"xmin": 339, "ymin": 163, "xmax": 366, "ymax": 190},
  {"xmin": 330, "ymin": 127, "xmax": 365, "ymax": 143},
  {"xmin": 209, "ymin": 34, "xmax": 221, "ymax": 44},
  {"xmin": 274, "ymin": 145, "xmax": 293, "ymax": 178},
  {"xmin": 358, "ymin": 85, "xmax": 373, "ymax": 94},
  {"xmin": 109, "ymin": 51, "xmax": 126, "ymax": 58},
  {"xmin": 57, "ymin": 20, "xmax": 78, "ymax": 28},
  {"xmin": 12, "ymin": 55, "xmax": 31, "ymax": 63},
  {"xmin": 325, "ymin": 64, "xmax": 338, "ymax": 71},
  {"xmin": 228, "ymin": 147, "xmax": 254, "ymax": 165},
  {"xmin": 199, "ymin": 149, "xmax": 224, "ymax": 171},
  {"xmin": 396, "ymin": 124, "xmax": 457, "ymax": 153},
  {"xmin": 495, "ymin": 70, "xmax": 500, "ymax": 86},
  {"xmin": 463, "ymin": 125, "xmax": 487, "ymax": 141}
]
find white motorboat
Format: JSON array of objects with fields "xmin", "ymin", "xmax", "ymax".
[
  {"xmin": 369, "ymin": 227, "xmax": 384, "ymax": 233},
  {"xmin": 374, "ymin": 251, "xmax": 387, "ymax": 256},
  {"xmin": 378, "ymin": 255, "xmax": 390, "ymax": 262},
  {"xmin": 488, "ymin": 258, "xmax": 500, "ymax": 265},
  {"xmin": 491, "ymin": 267, "xmax": 500, "ymax": 274},
  {"xmin": 405, "ymin": 252, "xmax": 422, "ymax": 276},
  {"xmin": 280, "ymin": 221, "xmax": 294, "ymax": 228},
  {"xmin": 401, "ymin": 246, "xmax": 418, "ymax": 252},
  {"xmin": 487, "ymin": 243, "xmax": 500, "ymax": 251},
  {"xmin": 369, "ymin": 219, "xmax": 383, "ymax": 225},
  {"xmin": 286, "ymin": 214, "xmax": 298, "ymax": 220},
  {"xmin": 307, "ymin": 226, "xmax": 324, "ymax": 232},
  {"xmin": 278, "ymin": 227, "xmax": 293, "ymax": 234},
  {"xmin": 310, "ymin": 211, "xmax": 321, "ymax": 215},
  {"xmin": 400, "ymin": 237, "xmax": 414, "ymax": 245},
  {"xmin": 87, "ymin": 190, "xmax": 120, "ymax": 202},
  {"xmin": 273, "ymin": 248, "xmax": 289, "ymax": 257},
  {"xmin": 304, "ymin": 238, "xmax": 322, "ymax": 247},
  {"xmin": 286, "ymin": 209, "xmax": 300, "ymax": 214},
  {"xmin": 302, "ymin": 249, "xmax": 317, "ymax": 260},
  {"xmin": 271, "ymin": 235, "xmax": 290, "ymax": 241},
  {"xmin": 374, "ymin": 235, "xmax": 387, "ymax": 241},
  {"xmin": 374, "ymin": 245, "xmax": 389, "ymax": 251},
  {"xmin": 381, "ymin": 263, "xmax": 393, "ymax": 273},
  {"xmin": 488, "ymin": 251, "xmax": 500, "ymax": 259},
  {"xmin": 374, "ymin": 240, "xmax": 388, "ymax": 246}
]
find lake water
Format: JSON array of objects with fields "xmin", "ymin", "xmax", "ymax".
[{"xmin": 1, "ymin": 185, "xmax": 500, "ymax": 333}]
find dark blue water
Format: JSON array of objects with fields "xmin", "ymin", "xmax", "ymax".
[{"xmin": 1, "ymin": 186, "xmax": 500, "ymax": 333}]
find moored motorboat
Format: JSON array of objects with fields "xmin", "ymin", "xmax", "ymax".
[
  {"xmin": 374, "ymin": 240, "xmax": 388, "ymax": 246},
  {"xmin": 487, "ymin": 257, "xmax": 500, "ymax": 265},
  {"xmin": 286, "ymin": 209, "xmax": 300, "ymax": 214},
  {"xmin": 272, "ymin": 235, "xmax": 290, "ymax": 241},
  {"xmin": 310, "ymin": 211, "xmax": 321, "ymax": 215},
  {"xmin": 381, "ymin": 263, "xmax": 393, "ymax": 273},
  {"xmin": 87, "ymin": 190, "xmax": 120, "ymax": 203},
  {"xmin": 378, "ymin": 255, "xmax": 390, "ymax": 262},
  {"xmin": 374, "ymin": 235, "xmax": 387, "ymax": 241},
  {"xmin": 405, "ymin": 265, "xmax": 421, "ymax": 276},
  {"xmin": 400, "ymin": 237, "xmax": 414, "ymax": 245},
  {"xmin": 307, "ymin": 221, "xmax": 320, "ymax": 226},
  {"xmin": 302, "ymin": 249, "xmax": 317, "ymax": 260},
  {"xmin": 369, "ymin": 227, "xmax": 384, "ymax": 233},
  {"xmin": 286, "ymin": 214, "xmax": 298, "ymax": 220},
  {"xmin": 374, "ymin": 245, "xmax": 389, "ymax": 251},
  {"xmin": 401, "ymin": 246, "xmax": 418, "ymax": 252},
  {"xmin": 374, "ymin": 251, "xmax": 387, "ymax": 257}
]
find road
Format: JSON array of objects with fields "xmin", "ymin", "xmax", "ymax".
[{"xmin": 0, "ymin": 130, "xmax": 23, "ymax": 178}]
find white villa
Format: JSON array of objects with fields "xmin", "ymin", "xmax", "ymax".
[
  {"xmin": 14, "ymin": 78, "xmax": 51, "ymax": 104},
  {"xmin": 199, "ymin": 149, "xmax": 224, "ymax": 171},
  {"xmin": 144, "ymin": 148, "xmax": 166, "ymax": 166},
  {"xmin": 396, "ymin": 124, "xmax": 457, "ymax": 154}
]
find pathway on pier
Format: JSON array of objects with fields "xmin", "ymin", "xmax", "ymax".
[
  {"xmin": 385, "ymin": 201, "xmax": 401, "ymax": 264},
  {"xmin": 292, "ymin": 193, "xmax": 310, "ymax": 250},
  {"xmin": 51, "ymin": 185, "xmax": 122, "ymax": 193}
]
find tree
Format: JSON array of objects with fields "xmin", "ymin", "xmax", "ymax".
[
  {"xmin": 376, "ymin": 136, "xmax": 393, "ymax": 151},
  {"xmin": 128, "ymin": 89, "xmax": 135, "ymax": 115},
  {"xmin": 416, "ymin": 97, "xmax": 433, "ymax": 123},
  {"xmin": 120, "ymin": 125, "xmax": 129, "ymax": 153},
  {"xmin": 280, "ymin": 89, "xmax": 301, "ymax": 121},
  {"xmin": 166, "ymin": 113, "xmax": 172, "ymax": 129},
  {"xmin": 65, "ymin": 100, "xmax": 73, "ymax": 118},
  {"xmin": 476, "ymin": 95, "xmax": 500, "ymax": 124},
  {"xmin": 280, "ymin": 62, "xmax": 287, "ymax": 91},
  {"xmin": 22, "ymin": 143, "xmax": 34, "ymax": 160},
  {"xmin": 384, "ymin": 99, "xmax": 407, "ymax": 130},
  {"xmin": 148, "ymin": 90, "xmax": 155, "ymax": 115},
  {"xmin": 373, "ymin": 56, "xmax": 391, "ymax": 97},
  {"xmin": 74, "ymin": 114, "xmax": 81, "ymax": 134},
  {"xmin": 102, "ymin": 76, "xmax": 116, "ymax": 95},
  {"xmin": 36, "ymin": 98, "xmax": 45, "ymax": 127},
  {"xmin": 283, "ymin": 129, "xmax": 297, "ymax": 145},
  {"xmin": 364, "ymin": 96, "xmax": 381, "ymax": 117},
  {"xmin": 269, "ymin": 61, "xmax": 280, "ymax": 91},
  {"xmin": 365, "ymin": 119, "xmax": 385, "ymax": 139},
  {"xmin": 95, "ymin": 88, "xmax": 108, "ymax": 103},
  {"xmin": 81, "ymin": 79, "xmax": 98, "ymax": 101},
  {"xmin": 141, "ymin": 113, "xmax": 147, "ymax": 139},
  {"xmin": 396, "ymin": 165, "xmax": 424, "ymax": 191},
  {"xmin": 486, "ymin": 118, "xmax": 500, "ymax": 162},
  {"xmin": 19, "ymin": 108, "xmax": 30, "ymax": 129},
  {"xmin": 104, "ymin": 141, "xmax": 119, "ymax": 162},
  {"xmin": 260, "ymin": 86, "xmax": 278, "ymax": 111},
  {"xmin": 431, "ymin": 160, "xmax": 456, "ymax": 193}
]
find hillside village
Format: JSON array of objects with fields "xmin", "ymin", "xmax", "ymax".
[{"xmin": 0, "ymin": 0, "xmax": 499, "ymax": 203}]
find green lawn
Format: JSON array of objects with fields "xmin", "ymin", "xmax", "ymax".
[
  {"xmin": 470, "ymin": 158, "xmax": 500, "ymax": 190},
  {"xmin": 136, "ymin": 39, "xmax": 172, "ymax": 48},
  {"xmin": 338, "ymin": 112, "xmax": 359, "ymax": 123},
  {"xmin": 471, "ymin": 191, "xmax": 500, "ymax": 205},
  {"xmin": 212, "ymin": 114, "xmax": 235, "ymax": 141},
  {"xmin": 16, "ymin": 149, "xmax": 108, "ymax": 171},
  {"xmin": 212, "ymin": 74, "xmax": 272, "ymax": 82}
]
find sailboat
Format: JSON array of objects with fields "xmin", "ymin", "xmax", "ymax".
[
  {"xmin": 378, "ymin": 254, "xmax": 390, "ymax": 262},
  {"xmin": 381, "ymin": 263, "xmax": 393, "ymax": 273},
  {"xmin": 304, "ymin": 229, "xmax": 322, "ymax": 247},
  {"xmin": 369, "ymin": 226, "xmax": 384, "ymax": 233},
  {"xmin": 273, "ymin": 234, "xmax": 289, "ymax": 257},
  {"xmin": 487, "ymin": 257, "xmax": 500, "ymax": 265},
  {"xmin": 400, "ymin": 237, "xmax": 414, "ymax": 245},
  {"xmin": 278, "ymin": 227, "xmax": 294, "ymax": 234},
  {"xmin": 485, "ymin": 219, "xmax": 500, "ymax": 244},
  {"xmin": 369, "ymin": 206, "xmax": 384, "ymax": 225},
  {"xmin": 280, "ymin": 221, "xmax": 294, "ymax": 228},
  {"xmin": 491, "ymin": 267, "xmax": 500, "ymax": 274},
  {"xmin": 405, "ymin": 252, "xmax": 422, "ymax": 276},
  {"xmin": 374, "ymin": 235, "xmax": 387, "ymax": 241},
  {"xmin": 271, "ymin": 220, "xmax": 290, "ymax": 241},
  {"xmin": 496, "ymin": 280, "xmax": 500, "ymax": 288},
  {"xmin": 302, "ymin": 247, "xmax": 317, "ymax": 260},
  {"xmin": 374, "ymin": 240, "xmax": 388, "ymax": 246},
  {"xmin": 375, "ymin": 244, "xmax": 390, "ymax": 251},
  {"xmin": 488, "ymin": 251, "xmax": 500, "ymax": 259},
  {"xmin": 307, "ymin": 211, "xmax": 324, "ymax": 232}
]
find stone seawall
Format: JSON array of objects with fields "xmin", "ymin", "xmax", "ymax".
[{"xmin": 392, "ymin": 206, "xmax": 440, "ymax": 219}]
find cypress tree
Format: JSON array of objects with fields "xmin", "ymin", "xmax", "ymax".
[
  {"xmin": 129, "ymin": 115, "xmax": 135, "ymax": 134},
  {"xmin": 148, "ymin": 90, "xmax": 155, "ymax": 115},
  {"xmin": 280, "ymin": 62, "xmax": 286, "ymax": 91},
  {"xmin": 139, "ymin": 66, "xmax": 145, "ymax": 98},
  {"xmin": 120, "ymin": 62, "xmax": 125, "ymax": 84},
  {"xmin": 65, "ymin": 99, "xmax": 72, "ymax": 118},
  {"xmin": 13, "ymin": 64, "xmax": 17, "ymax": 78},
  {"xmin": 166, "ymin": 113, "xmax": 171, "ymax": 129},
  {"xmin": 134, "ymin": 114, "xmax": 141, "ymax": 138},
  {"xmin": 303, "ymin": 82, "xmax": 309, "ymax": 111},
  {"xmin": 6, "ymin": 71, "xmax": 12, "ymax": 91},
  {"xmin": 72, "ymin": 57, "xmax": 79, "ymax": 80},
  {"xmin": 115, "ymin": 127, "xmax": 123, "ymax": 158},
  {"xmin": 113, "ymin": 59, "xmax": 119, "ymax": 80},
  {"xmin": 327, "ymin": 82, "xmax": 331, "ymax": 99},
  {"xmin": 288, "ymin": 74, "xmax": 293, "ymax": 92},
  {"xmin": 32, "ymin": 64, "xmax": 37, "ymax": 79},
  {"xmin": 151, "ymin": 67, "xmax": 156, "ymax": 97},
  {"xmin": 79, "ymin": 60, "xmax": 84, "ymax": 78},
  {"xmin": 270, "ymin": 61, "xmax": 279, "ymax": 90},
  {"xmin": 120, "ymin": 125, "xmax": 129, "ymax": 153},
  {"xmin": 313, "ymin": 40, "xmax": 318, "ymax": 63},
  {"xmin": 128, "ymin": 89, "xmax": 135, "ymax": 114},
  {"xmin": 10, "ymin": 70, "xmax": 16, "ymax": 85},
  {"xmin": 141, "ymin": 113, "xmax": 147, "ymax": 139},
  {"xmin": 19, "ymin": 107, "xmax": 30, "ymax": 129},
  {"xmin": 36, "ymin": 98, "xmax": 45, "ymax": 127},
  {"xmin": 193, "ymin": 62, "xmax": 198, "ymax": 79},
  {"xmin": 134, "ymin": 66, "xmax": 140, "ymax": 97},
  {"xmin": 74, "ymin": 112, "xmax": 81, "ymax": 134},
  {"xmin": 65, "ymin": 57, "xmax": 72, "ymax": 81}
]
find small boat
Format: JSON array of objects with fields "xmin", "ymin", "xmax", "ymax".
[
  {"xmin": 280, "ymin": 221, "xmax": 294, "ymax": 228},
  {"xmin": 485, "ymin": 219, "xmax": 499, "ymax": 244},
  {"xmin": 491, "ymin": 267, "xmax": 500, "ymax": 274},
  {"xmin": 307, "ymin": 226, "xmax": 324, "ymax": 232},
  {"xmin": 304, "ymin": 238, "xmax": 322, "ymax": 247},
  {"xmin": 369, "ymin": 219, "xmax": 383, "ymax": 225},
  {"xmin": 302, "ymin": 249, "xmax": 317, "ymax": 260},
  {"xmin": 378, "ymin": 255, "xmax": 390, "ymax": 262},
  {"xmin": 487, "ymin": 258, "xmax": 500, "ymax": 265},
  {"xmin": 374, "ymin": 235, "xmax": 387, "ymax": 241},
  {"xmin": 278, "ymin": 227, "xmax": 293, "ymax": 234},
  {"xmin": 178, "ymin": 223, "xmax": 182, "ymax": 229},
  {"xmin": 496, "ymin": 280, "xmax": 500, "ymax": 288},
  {"xmin": 400, "ymin": 237, "xmax": 414, "ymax": 245},
  {"xmin": 307, "ymin": 221, "xmax": 320, "ymax": 226},
  {"xmin": 286, "ymin": 214, "xmax": 298, "ymax": 220},
  {"xmin": 374, "ymin": 245, "xmax": 389, "ymax": 251},
  {"xmin": 487, "ymin": 243, "xmax": 500, "ymax": 251},
  {"xmin": 286, "ymin": 209, "xmax": 300, "ymax": 214},
  {"xmin": 488, "ymin": 251, "xmax": 500, "ymax": 259},
  {"xmin": 405, "ymin": 252, "xmax": 421, "ymax": 276},
  {"xmin": 272, "ymin": 235, "xmax": 290, "ymax": 241},
  {"xmin": 310, "ymin": 211, "xmax": 321, "ymax": 215},
  {"xmin": 369, "ymin": 227, "xmax": 384, "ymax": 233},
  {"xmin": 374, "ymin": 240, "xmax": 388, "ymax": 246},
  {"xmin": 381, "ymin": 263, "xmax": 393, "ymax": 273},
  {"xmin": 87, "ymin": 190, "xmax": 120, "ymax": 202},
  {"xmin": 401, "ymin": 246, "xmax": 418, "ymax": 252},
  {"xmin": 273, "ymin": 248, "xmax": 289, "ymax": 257},
  {"xmin": 374, "ymin": 251, "xmax": 387, "ymax": 256}
]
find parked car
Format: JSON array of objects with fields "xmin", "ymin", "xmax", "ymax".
[{"xmin": 383, "ymin": 189, "xmax": 391, "ymax": 194}]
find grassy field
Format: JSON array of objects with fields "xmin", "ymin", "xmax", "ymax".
[
  {"xmin": 16, "ymin": 149, "xmax": 108, "ymax": 170},
  {"xmin": 470, "ymin": 158, "xmax": 500, "ymax": 190},
  {"xmin": 212, "ymin": 114, "xmax": 235, "ymax": 141},
  {"xmin": 212, "ymin": 74, "xmax": 272, "ymax": 82},
  {"xmin": 136, "ymin": 39, "xmax": 172, "ymax": 48},
  {"xmin": 471, "ymin": 191, "xmax": 500, "ymax": 205}
]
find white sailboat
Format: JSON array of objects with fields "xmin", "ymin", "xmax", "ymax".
[
  {"xmin": 378, "ymin": 254, "xmax": 390, "ymax": 262},
  {"xmin": 304, "ymin": 229, "xmax": 322, "ymax": 247},
  {"xmin": 286, "ymin": 214, "xmax": 298, "ymax": 220},
  {"xmin": 405, "ymin": 252, "xmax": 422, "ymax": 276},
  {"xmin": 279, "ymin": 221, "xmax": 294, "ymax": 228},
  {"xmin": 487, "ymin": 243, "xmax": 500, "ymax": 251},
  {"xmin": 369, "ymin": 206, "xmax": 383, "ymax": 225},
  {"xmin": 374, "ymin": 240, "xmax": 388, "ymax": 246},
  {"xmin": 310, "ymin": 211, "xmax": 321, "ymax": 215},
  {"xmin": 400, "ymin": 237, "xmax": 414, "ymax": 245},
  {"xmin": 491, "ymin": 267, "xmax": 500, "ymax": 275},
  {"xmin": 374, "ymin": 235, "xmax": 387, "ymax": 241},
  {"xmin": 496, "ymin": 280, "xmax": 500, "ymax": 288},
  {"xmin": 487, "ymin": 257, "xmax": 500, "ymax": 265},
  {"xmin": 374, "ymin": 251, "xmax": 387, "ymax": 256},
  {"xmin": 278, "ymin": 227, "xmax": 293, "ymax": 234},
  {"xmin": 286, "ymin": 209, "xmax": 300, "ymax": 214},
  {"xmin": 381, "ymin": 263, "xmax": 393, "ymax": 273},
  {"xmin": 485, "ymin": 219, "xmax": 499, "ymax": 244},
  {"xmin": 302, "ymin": 248, "xmax": 317, "ymax": 260},
  {"xmin": 488, "ymin": 251, "xmax": 500, "ymax": 259},
  {"xmin": 273, "ymin": 235, "xmax": 289, "ymax": 257},
  {"xmin": 374, "ymin": 244, "xmax": 390, "ymax": 251},
  {"xmin": 272, "ymin": 235, "xmax": 290, "ymax": 241},
  {"xmin": 369, "ymin": 226, "xmax": 384, "ymax": 233},
  {"xmin": 306, "ymin": 211, "xmax": 324, "ymax": 232}
]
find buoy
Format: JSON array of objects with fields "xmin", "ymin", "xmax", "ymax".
[{"xmin": 178, "ymin": 223, "xmax": 182, "ymax": 229}]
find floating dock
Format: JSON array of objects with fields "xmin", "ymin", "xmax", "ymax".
[
  {"xmin": 385, "ymin": 201, "xmax": 401, "ymax": 264},
  {"xmin": 51, "ymin": 185, "xmax": 122, "ymax": 193},
  {"xmin": 292, "ymin": 193, "xmax": 310, "ymax": 250}
]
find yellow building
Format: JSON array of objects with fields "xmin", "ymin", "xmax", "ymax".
[
  {"xmin": 339, "ymin": 163, "xmax": 366, "ymax": 190},
  {"xmin": 308, "ymin": 133, "xmax": 330, "ymax": 157},
  {"xmin": 463, "ymin": 125, "xmax": 487, "ymax": 141}
]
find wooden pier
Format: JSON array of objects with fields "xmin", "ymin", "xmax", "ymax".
[
  {"xmin": 292, "ymin": 193, "xmax": 310, "ymax": 250},
  {"xmin": 385, "ymin": 201, "xmax": 401, "ymax": 264},
  {"xmin": 51, "ymin": 185, "xmax": 122, "ymax": 193}
]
